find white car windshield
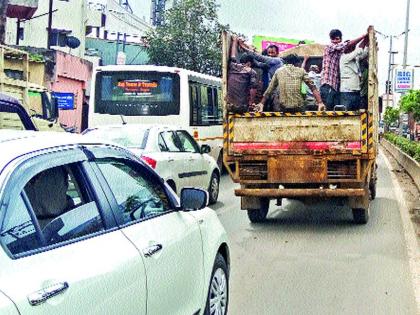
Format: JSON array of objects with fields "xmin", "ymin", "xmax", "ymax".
[{"xmin": 85, "ymin": 127, "xmax": 149, "ymax": 149}]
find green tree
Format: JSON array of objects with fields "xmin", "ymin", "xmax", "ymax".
[
  {"xmin": 383, "ymin": 106, "xmax": 400, "ymax": 127},
  {"xmin": 400, "ymin": 89, "xmax": 420, "ymax": 121},
  {"xmin": 146, "ymin": 0, "xmax": 228, "ymax": 76}
]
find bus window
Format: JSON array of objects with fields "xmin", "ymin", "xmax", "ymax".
[
  {"xmin": 190, "ymin": 84, "xmax": 200, "ymax": 125},
  {"xmin": 216, "ymin": 88, "xmax": 223, "ymax": 124},
  {"xmin": 200, "ymin": 86, "xmax": 209, "ymax": 124},
  {"xmin": 95, "ymin": 71, "xmax": 180, "ymax": 116},
  {"xmin": 191, "ymin": 84, "xmax": 222, "ymax": 126}
]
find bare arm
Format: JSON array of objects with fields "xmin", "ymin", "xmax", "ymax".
[
  {"xmin": 249, "ymin": 88, "xmax": 257, "ymax": 106},
  {"xmin": 347, "ymin": 33, "xmax": 368, "ymax": 50},
  {"xmin": 230, "ymin": 36, "xmax": 238, "ymax": 60},
  {"xmin": 238, "ymin": 40, "xmax": 283, "ymax": 66},
  {"xmin": 303, "ymin": 72, "xmax": 324, "ymax": 110},
  {"xmin": 301, "ymin": 55, "xmax": 309, "ymax": 70}
]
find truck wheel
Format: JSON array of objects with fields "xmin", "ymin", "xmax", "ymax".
[
  {"xmin": 352, "ymin": 208, "xmax": 369, "ymax": 224},
  {"xmin": 247, "ymin": 198, "xmax": 269, "ymax": 223}
]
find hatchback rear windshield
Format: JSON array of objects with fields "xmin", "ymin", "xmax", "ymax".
[{"xmin": 85, "ymin": 127, "xmax": 149, "ymax": 149}]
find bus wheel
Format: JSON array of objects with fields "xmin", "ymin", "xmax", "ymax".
[{"xmin": 247, "ymin": 198, "xmax": 269, "ymax": 223}]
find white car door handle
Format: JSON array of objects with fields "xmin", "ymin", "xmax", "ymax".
[
  {"xmin": 168, "ymin": 159, "xmax": 174, "ymax": 162},
  {"xmin": 28, "ymin": 282, "xmax": 69, "ymax": 306},
  {"xmin": 143, "ymin": 244, "xmax": 163, "ymax": 257}
]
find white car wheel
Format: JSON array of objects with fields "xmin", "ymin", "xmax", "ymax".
[
  {"xmin": 208, "ymin": 172, "xmax": 219, "ymax": 205},
  {"xmin": 205, "ymin": 254, "xmax": 228, "ymax": 315}
]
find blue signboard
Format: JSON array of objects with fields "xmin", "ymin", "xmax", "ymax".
[
  {"xmin": 394, "ymin": 68, "xmax": 414, "ymax": 92},
  {"xmin": 52, "ymin": 92, "xmax": 75, "ymax": 110}
]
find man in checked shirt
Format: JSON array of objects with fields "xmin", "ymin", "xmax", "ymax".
[
  {"xmin": 320, "ymin": 29, "xmax": 367, "ymax": 110},
  {"xmin": 256, "ymin": 54, "xmax": 324, "ymax": 113}
]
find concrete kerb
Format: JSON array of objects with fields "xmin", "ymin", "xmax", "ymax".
[
  {"xmin": 381, "ymin": 139, "xmax": 420, "ymax": 191},
  {"xmin": 380, "ymin": 143, "xmax": 420, "ymax": 313}
]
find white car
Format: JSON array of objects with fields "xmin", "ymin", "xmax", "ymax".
[
  {"xmin": 83, "ymin": 125, "xmax": 220, "ymax": 204},
  {"xmin": 0, "ymin": 130, "xmax": 229, "ymax": 315}
]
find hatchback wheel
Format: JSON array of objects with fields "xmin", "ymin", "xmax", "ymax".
[
  {"xmin": 205, "ymin": 253, "xmax": 229, "ymax": 315},
  {"xmin": 208, "ymin": 172, "xmax": 219, "ymax": 204}
]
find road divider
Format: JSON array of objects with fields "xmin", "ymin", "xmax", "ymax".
[{"xmin": 382, "ymin": 139, "xmax": 420, "ymax": 191}]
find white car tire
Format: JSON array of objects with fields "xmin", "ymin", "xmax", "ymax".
[
  {"xmin": 208, "ymin": 172, "xmax": 220, "ymax": 205},
  {"xmin": 204, "ymin": 253, "xmax": 229, "ymax": 315}
]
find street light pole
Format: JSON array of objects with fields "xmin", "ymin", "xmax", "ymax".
[
  {"xmin": 403, "ymin": 0, "xmax": 410, "ymax": 68},
  {"xmin": 385, "ymin": 36, "xmax": 395, "ymax": 110}
]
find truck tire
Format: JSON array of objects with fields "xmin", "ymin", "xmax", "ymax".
[
  {"xmin": 352, "ymin": 208, "xmax": 369, "ymax": 224},
  {"xmin": 247, "ymin": 198, "xmax": 269, "ymax": 223}
]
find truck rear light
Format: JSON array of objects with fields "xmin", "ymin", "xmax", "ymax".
[{"xmin": 141, "ymin": 155, "xmax": 157, "ymax": 169}]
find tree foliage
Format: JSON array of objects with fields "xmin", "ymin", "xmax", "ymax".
[
  {"xmin": 400, "ymin": 89, "xmax": 420, "ymax": 121},
  {"xmin": 383, "ymin": 106, "xmax": 400, "ymax": 127},
  {"xmin": 145, "ymin": 0, "xmax": 228, "ymax": 76}
]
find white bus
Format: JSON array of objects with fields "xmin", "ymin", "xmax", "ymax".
[{"xmin": 88, "ymin": 65, "xmax": 224, "ymax": 168}]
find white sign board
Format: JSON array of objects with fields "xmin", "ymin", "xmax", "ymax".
[{"xmin": 394, "ymin": 68, "xmax": 414, "ymax": 92}]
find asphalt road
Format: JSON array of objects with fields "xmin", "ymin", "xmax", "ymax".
[{"xmin": 211, "ymin": 151, "xmax": 417, "ymax": 315}]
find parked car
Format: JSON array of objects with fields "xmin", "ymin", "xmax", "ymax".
[
  {"xmin": 0, "ymin": 130, "xmax": 229, "ymax": 315},
  {"xmin": 83, "ymin": 124, "xmax": 220, "ymax": 204}
]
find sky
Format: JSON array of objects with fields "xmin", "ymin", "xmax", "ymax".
[{"xmin": 130, "ymin": 0, "xmax": 420, "ymax": 95}]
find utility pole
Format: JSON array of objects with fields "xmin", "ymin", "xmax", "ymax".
[
  {"xmin": 47, "ymin": 0, "xmax": 55, "ymax": 49},
  {"xmin": 385, "ymin": 36, "xmax": 398, "ymax": 110},
  {"xmin": 403, "ymin": 0, "xmax": 410, "ymax": 68},
  {"xmin": 376, "ymin": 30, "xmax": 405, "ymax": 109},
  {"xmin": 0, "ymin": 0, "xmax": 9, "ymax": 44}
]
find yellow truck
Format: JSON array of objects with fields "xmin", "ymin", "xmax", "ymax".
[
  {"xmin": 0, "ymin": 44, "xmax": 59, "ymax": 131},
  {"xmin": 222, "ymin": 27, "xmax": 379, "ymax": 224}
]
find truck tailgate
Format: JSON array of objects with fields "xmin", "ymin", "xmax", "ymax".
[{"xmin": 228, "ymin": 112, "xmax": 368, "ymax": 155}]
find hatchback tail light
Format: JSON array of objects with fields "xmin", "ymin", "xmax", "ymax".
[{"xmin": 141, "ymin": 155, "xmax": 157, "ymax": 169}]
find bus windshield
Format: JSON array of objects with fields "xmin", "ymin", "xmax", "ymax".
[{"xmin": 95, "ymin": 71, "xmax": 180, "ymax": 116}]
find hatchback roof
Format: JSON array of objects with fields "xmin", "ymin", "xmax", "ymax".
[
  {"xmin": 0, "ymin": 130, "xmax": 111, "ymax": 168},
  {"xmin": 86, "ymin": 124, "xmax": 183, "ymax": 131}
]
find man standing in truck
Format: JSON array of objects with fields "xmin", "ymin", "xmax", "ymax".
[
  {"xmin": 256, "ymin": 54, "xmax": 324, "ymax": 112},
  {"xmin": 238, "ymin": 41, "xmax": 284, "ymax": 111},
  {"xmin": 226, "ymin": 37, "xmax": 258, "ymax": 113},
  {"xmin": 320, "ymin": 29, "xmax": 367, "ymax": 110},
  {"xmin": 339, "ymin": 36, "xmax": 369, "ymax": 110}
]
